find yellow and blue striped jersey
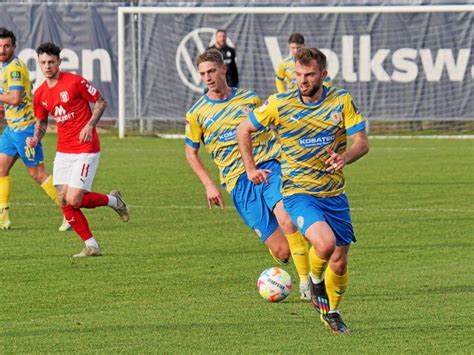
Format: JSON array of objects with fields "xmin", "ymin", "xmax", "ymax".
[
  {"xmin": 186, "ymin": 87, "xmax": 280, "ymax": 193},
  {"xmin": 276, "ymin": 55, "xmax": 332, "ymax": 93},
  {"xmin": 275, "ymin": 55, "xmax": 297, "ymax": 93},
  {"xmin": 249, "ymin": 86, "xmax": 365, "ymax": 197},
  {"xmin": 1, "ymin": 57, "xmax": 35, "ymax": 130}
]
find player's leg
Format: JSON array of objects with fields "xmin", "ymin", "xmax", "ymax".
[
  {"xmin": 64, "ymin": 152, "xmax": 129, "ymax": 221},
  {"xmin": 0, "ymin": 153, "xmax": 16, "ymax": 230},
  {"xmin": 54, "ymin": 153, "xmax": 101, "ymax": 257},
  {"xmin": 273, "ymin": 201, "xmax": 311, "ymax": 300},
  {"xmin": 231, "ymin": 172, "xmax": 290, "ymax": 264},
  {"xmin": 318, "ymin": 193, "xmax": 355, "ymax": 334},
  {"xmin": 282, "ymin": 194, "xmax": 337, "ymax": 315},
  {"xmin": 260, "ymin": 159, "xmax": 311, "ymax": 298}
]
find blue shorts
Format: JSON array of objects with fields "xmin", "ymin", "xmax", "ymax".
[
  {"xmin": 231, "ymin": 160, "xmax": 282, "ymax": 242},
  {"xmin": 0, "ymin": 125, "xmax": 44, "ymax": 167},
  {"xmin": 283, "ymin": 193, "xmax": 356, "ymax": 246}
]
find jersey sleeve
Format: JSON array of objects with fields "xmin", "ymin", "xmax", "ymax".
[
  {"xmin": 6, "ymin": 63, "xmax": 25, "ymax": 92},
  {"xmin": 275, "ymin": 62, "xmax": 286, "ymax": 93},
  {"xmin": 33, "ymin": 89, "xmax": 49, "ymax": 121},
  {"xmin": 248, "ymin": 95, "xmax": 279, "ymax": 130},
  {"xmin": 185, "ymin": 111, "xmax": 202, "ymax": 149},
  {"xmin": 76, "ymin": 77, "xmax": 101, "ymax": 103},
  {"xmin": 343, "ymin": 93, "xmax": 366, "ymax": 135}
]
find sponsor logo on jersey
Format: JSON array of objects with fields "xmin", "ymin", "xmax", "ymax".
[
  {"xmin": 328, "ymin": 111, "xmax": 342, "ymax": 125},
  {"xmin": 217, "ymin": 129, "xmax": 237, "ymax": 142},
  {"xmin": 10, "ymin": 71, "xmax": 21, "ymax": 80},
  {"xmin": 60, "ymin": 91, "xmax": 69, "ymax": 103},
  {"xmin": 299, "ymin": 134, "xmax": 336, "ymax": 148},
  {"xmin": 54, "ymin": 105, "xmax": 75, "ymax": 123}
]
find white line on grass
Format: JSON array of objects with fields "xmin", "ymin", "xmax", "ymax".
[{"xmin": 16, "ymin": 202, "xmax": 473, "ymax": 213}]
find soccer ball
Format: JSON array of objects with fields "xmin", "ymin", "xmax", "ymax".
[{"xmin": 257, "ymin": 267, "xmax": 292, "ymax": 302}]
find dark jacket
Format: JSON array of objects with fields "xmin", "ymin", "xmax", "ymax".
[{"xmin": 208, "ymin": 44, "xmax": 239, "ymax": 87}]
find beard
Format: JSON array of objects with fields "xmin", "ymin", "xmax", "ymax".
[{"xmin": 301, "ymin": 84, "xmax": 322, "ymax": 98}]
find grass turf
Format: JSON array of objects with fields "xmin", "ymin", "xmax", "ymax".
[{"xmin": 0, "ymin": 135, "xmax": 472, "ymax": 353}]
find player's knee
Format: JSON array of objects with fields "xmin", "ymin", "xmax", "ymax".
[
  {"xmin": 273, "ymin": 246, "xmax": 290, "ymax": 262},
  {"xmin": 279, "ymin": 216, "xmax": 298, "ymax": 235},
  {"xmin": 67, "ymin": 197, "xmax": 82, "ymax": 209}
]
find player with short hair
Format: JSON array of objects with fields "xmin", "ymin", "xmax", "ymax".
[
  {"xmin": 275, "ymin": 33, "xmax": 331, "ymax": 93},
  {"xmin": 237, "ymin": 47, "xmax": 369, "ymax": 334},
  {"xmin": 0, "ymin": 27, "xmax": 69, "ymax": 231},
  {"xmin": 185, "ymin": 49, "xmax": 311, "ymax": 299},
  {"xmin": 29, "ymin": 42, "xmax": 129, "ymax": 257},
  {"xmin": 208, "ymin": 29, "xmax": 239, "ymax": 88}
]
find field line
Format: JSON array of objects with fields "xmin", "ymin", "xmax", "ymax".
[{"xmin": 16, "ymin": 202, "xmax": 473, "ymax": 213}]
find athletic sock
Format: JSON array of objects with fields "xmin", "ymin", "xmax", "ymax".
[
  {"xmin": 286, "ymin": 230, "xmax": 310, "ymax": 283},
  {"xmin": 62, "ymin": 205, "xmax": 93, "ymax": 241},
  {"xmin": 107, "ymin": 195, "xmax": 118, "ymax": 207},
  {"xmin": 309, "ymin": 246, "xmax": 328, "ymax": 283},
  {"xmin": 40, "ymin": 175, "xmax": 59, "ymax": 205},
  {"xmin": 0, "ymin": 175, "xmax": 12, "ymax": 209},
  {"xmin": 84, "ymin": 237, "xmax": 99, "ymax": 249},
  {"xmin": 79, "ymin": 192, "xmax": 109, "ymax": 209},
  {"xmin": 325, "ymin": 266, "xmax": 348, "ymax": 311}
]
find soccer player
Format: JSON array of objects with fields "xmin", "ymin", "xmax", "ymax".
[
  {"xmin": 28, "ymin": 42, "xmax": 129, "ymax": 257},
  {"xmin": 185, "ymin": 49, "xmax": 311, "ymax": 299},
  {"xmin": 208, "ymin": 30, "xmax": 239, "ymax": 88},
  {"xmin": 0, "ymin": 27, "xmax": 69, "ymax": 231},
  {"xmin": 237, "ymin": 47, "xmax": 369, "ymax": 334},
  {"xmin": 275, "ymin": 33, "xmax": 331, "ymax": 93}
]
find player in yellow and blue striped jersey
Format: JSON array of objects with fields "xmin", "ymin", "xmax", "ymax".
[
  {"xmin": 275, "ymin": 33, "xmax": 331, "ymax": 93},
  {"xmin": 238, "ymin": 47, "xmax": 369, "ymax": 334},
  {"xmin": 0, "ymin": 28, "xmax": 68, "ymax": 231},
  {"xmin": 185, "ymin": 49, "xmax": 312, "ymax": 300}
]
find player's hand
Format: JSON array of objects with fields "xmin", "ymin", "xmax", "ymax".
[
  {"xmin": 79, "ymin": 125, "xmax": 94, "ymax": 143},
  {"xmin": 26, "ymin": 136, "xmax": 39, "ymax": 148},
  {"xmin": 325, "ymin": 147, "xmax": 346, "ymax": 172},
  {"xmin": 206, "ymin": 184, "xmax": 225, "ymax": 210},
  {"xmin": 247, "ymin": 169, "xmax": 272, "ymax": 185}
]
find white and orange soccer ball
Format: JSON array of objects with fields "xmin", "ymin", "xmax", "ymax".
[{"xmin": 257, "ymin": 267, "xmax": 292, "ymax": 302}]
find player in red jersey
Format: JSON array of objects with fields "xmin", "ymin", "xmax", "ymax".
[{"xmin": 28, "ymin": 42, "xmax": 129, "ymax": 257}]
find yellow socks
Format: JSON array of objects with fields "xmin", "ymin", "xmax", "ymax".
[
  {"xmin": 325, "ymin": 266, "xmax": 348, "ymax": 311},
  {"xmin": 309, "ymin": 246, "xmax": 328, "ymax": 282},
  {"xmin": 0, "ymin": 176, "xmax": 11, "ymax": 228},
  {"xmin": 286, "ymin": 230, "xmax": 310, "ymax": 283},
  {"xmin": 0, "ymin": 175, "xmax": 11, "ymax": 206},
  {"xmin": 41, "ymin": 175, "xmax": 59, "ymax": 205}
]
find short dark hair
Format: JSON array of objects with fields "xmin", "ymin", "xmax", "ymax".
[
  {"xmin": 216, "ymin": 29, "xmax": 227, "ymax": 35},
  {"xmin": 36, "ymin": 42, "xmax": 61, "ymax": 58},
  {"xmin": 288, "ymin": 33, "xmax": 304, "ymax": 45},
  {"xmin": 0, "ymin": 27, "xmax": 16, "ymax": 46},
  {"xmin": 196, "ymin": 49, "xmax": 224, "ymax": 66},
  {"xmin": 295, "ymin": 47, "xmax": 326, "ymax": 70}
]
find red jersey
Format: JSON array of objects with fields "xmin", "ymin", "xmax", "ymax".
[{"xmin": 34, "ymin": 72, "xmax": 101, "ymax": 153}]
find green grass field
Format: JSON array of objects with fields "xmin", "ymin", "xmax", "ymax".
[{"xmin": 0, "ymin": 134, "xmax": 472, "ymax": 353}]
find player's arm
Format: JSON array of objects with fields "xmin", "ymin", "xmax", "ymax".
[
  {"xmin": 79, "ymin": 95, "xmax": 107, "ymax": 143},
  {"xmin": 325, "ymin": 130, "xmax": 369, "ymax": 172},
  {"xmin": 26, "ymin": 118, "xmax": 49, "ymax": 148},
  {"xmin": 325, "ymin": 95, "xmax": 369, "ymax": 172},
  {"xmin": 185, "ymin": 145, "xmax": 225, "ymax": 209},
  {"xmin": 0, "ymin": 89, "xmax": 22, "ymax": 106},
  {"xmin": 237, "ymin": 117, "xmax": 271, "ymax": 185}
]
